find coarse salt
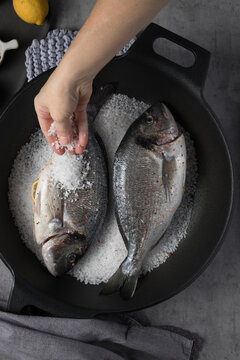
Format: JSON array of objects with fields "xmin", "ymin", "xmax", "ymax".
[
  {"xmin": 50, "ymin": 150, "xmax": 92, "ymax": 200},
  {"xmin": 48, "ymin": 115, "xmax": 79, "ymax": 152}
]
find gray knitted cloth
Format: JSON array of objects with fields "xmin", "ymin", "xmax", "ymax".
[{"xmin": 25, "ymin": 28, "xmax": 136, "ymax": 81}]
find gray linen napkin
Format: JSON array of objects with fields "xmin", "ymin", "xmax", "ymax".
[{"xmin": 0, "ymin": 310, "xmax": 201, "ymax": 360}]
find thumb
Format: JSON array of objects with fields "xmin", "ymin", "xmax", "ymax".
[{"xmin": 51, "ymin": 111, "xmax": 73, "ymax": 146}]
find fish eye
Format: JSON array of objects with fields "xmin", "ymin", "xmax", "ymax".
[
  {"xmin": 67, "ymin": 253, "xmax": 77, "ymax": 264},
  {"xmin": 146, "ymin": 115, "xmax": 154, "ymax": 124}
]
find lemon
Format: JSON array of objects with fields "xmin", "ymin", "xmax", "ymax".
[
  {"xmin": 31, "ymin": 178, "xmax": 39, "ymax": 203},
  {"xmin": 13, "ymin": 0, "xmax": 49, "ymax": 26}
]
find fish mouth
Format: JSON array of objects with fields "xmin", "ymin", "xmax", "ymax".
[{"xmin": 41, "ymin": 232, "xmax": 69, "ymax": 248}]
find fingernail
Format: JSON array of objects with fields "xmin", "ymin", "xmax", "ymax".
[
  {"xmin": 59, "ymin": 136, "xmax": 71, "ymax": 146},
  {"xmin": 76, "ymin": 144, "xmax": 84, "ymax": 154}
]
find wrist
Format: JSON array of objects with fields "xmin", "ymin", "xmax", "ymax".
[{"xmin": 55, "ymin": 41, "xmax": 97, "ymax": 91}]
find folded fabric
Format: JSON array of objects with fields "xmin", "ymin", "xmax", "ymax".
[
  {"xmin": 0, "ymin": 311, "xmax": 201, "ymax": 360},
  {"xmin": 25, "ymin": 28, "xmax": 136, "ymax": 82},
  {"xmin": 0, "ymin": 260, "xmax": 14, "ymax": 312}
]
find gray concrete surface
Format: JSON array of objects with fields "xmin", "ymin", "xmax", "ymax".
[
  {"xmin": 49, "ymin": 1, "xmax": 240, "ymax": 359},
  {"xmin": 0, "ymin": 1, "xmax": 239, "ymax": 359}
]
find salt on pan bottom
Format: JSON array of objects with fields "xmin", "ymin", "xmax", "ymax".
[{"xmin": 8, "ymin": 94, "xmax": 198, "ymax": 285}]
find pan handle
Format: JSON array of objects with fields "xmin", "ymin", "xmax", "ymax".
[
  {"xmin": 131, "ymin": 23, "xmax": 211, "ymax": 91},
  {"xmin": 7, "ymin": 276, "xmax": 100, "ymax": 318},
  {"xmin": 7, "ymin": 276, "xmax": 33, "ymax": 314}
]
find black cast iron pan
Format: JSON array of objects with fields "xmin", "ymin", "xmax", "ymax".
[{"xmin": 0, "ymin": 23, "xmax": 233, "ymax": 317}]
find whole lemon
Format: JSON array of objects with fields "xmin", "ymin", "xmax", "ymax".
[{"xmin": 13, "ymin": 0, "xmax": 49, "ymax": 26}]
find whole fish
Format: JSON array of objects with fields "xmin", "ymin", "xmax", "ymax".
[
  {"xmin": 32, "ymin": 85, "xmax": 114, "ymax": 276},
  {"xmin": 102, "ymin": 103, "xmax": 186, "ymax": 299}
]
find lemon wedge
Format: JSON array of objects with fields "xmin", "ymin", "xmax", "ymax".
[{"xmin": 31, "ymin": 178, "xmax": 39, "ymax": 203}]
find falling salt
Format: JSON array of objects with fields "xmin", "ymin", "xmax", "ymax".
[
  {"xmin": 8, "ymin": 94, "xmax": 198, "ymax": 285},
  {"xmin": 47, "ymin": 121, "xmax": 57, "ymax": 136},
  {"xmin": 49, "ymin": 151, "xmax": 92, "ymax": 200},
  {"xmin": 48, "ymin": 115, "xmax": 79, "ymax": 152}
]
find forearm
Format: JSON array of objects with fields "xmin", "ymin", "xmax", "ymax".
[
  {"xmin": 56, "ymin": 0, "xmax": 169, "ymax": 84},
  {"xmin": 35, "ymin": 0, "xmax": 170, "ymax": 154}
]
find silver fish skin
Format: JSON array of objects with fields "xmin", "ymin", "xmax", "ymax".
[
  {"xmin": 33, "ymin": 131, "xmax": 108, "ymax": 277},
  {"xmin": 32, "ymin": 84, "xmax": 116, "ymax": 277},
  {"xmin": 103, "ymin": 103, "xmax": 186, "ymax": 299}
]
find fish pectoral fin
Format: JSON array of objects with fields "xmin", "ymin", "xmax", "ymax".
[{"xmin": 162, "ymin": 152, "xmax": 177, "ymax": 202}]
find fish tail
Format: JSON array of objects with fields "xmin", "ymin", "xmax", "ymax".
[
  {"xmin": 100, "ymin": 268, "xmax": 124, "ymax": 295},
  {"xmin": 120, "ymin": 273, "xmax": 139, "ymax": 300},
  {"xmin": 100, "ymin": 268, "xmax": 139, "ymax": 300}
]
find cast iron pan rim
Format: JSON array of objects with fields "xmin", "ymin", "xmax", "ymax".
[
  {"xmin": 0, "ymin": 68, "xmax": 53, "ymax": 119},
  {"xmin": 1, "ymin": 61, "xmax": 234, "ymax": 315}
]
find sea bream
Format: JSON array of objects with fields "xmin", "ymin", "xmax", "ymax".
[
  {"xmin": 102, "ymin": 103, "xmax": 186, "ymax": 300},
  {"xmin": 32, "ymin": 85, "xmax": 114, "ymax": 277}
]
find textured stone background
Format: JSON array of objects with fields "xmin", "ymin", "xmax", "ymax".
[{"xmin": 1, "ymin": 1, "xmax": 239, "ymax": 359}]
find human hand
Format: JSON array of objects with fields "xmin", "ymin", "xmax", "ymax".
[
  {"xmin": 35, "ymin": 0, "xmax": 169, "ymax": 156},
  {"xmin": 34, "ymin": 67, "xmax": 93, "ymax": 155}
]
